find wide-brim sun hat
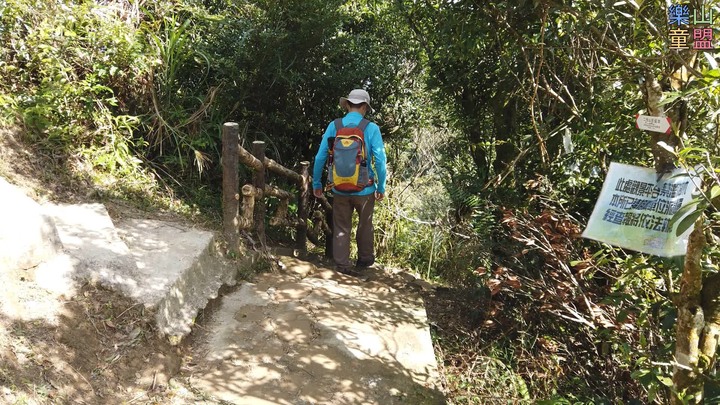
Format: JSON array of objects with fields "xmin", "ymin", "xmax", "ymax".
[{"xmin": 340, "ymin": 89, "xmax": 373, "ymax": 112}]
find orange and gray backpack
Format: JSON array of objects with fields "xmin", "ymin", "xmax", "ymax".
[{"xmin": 326, "ymin": 118, "xmax": 373, "ymax": 192}]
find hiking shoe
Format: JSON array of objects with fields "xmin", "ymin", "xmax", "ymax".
[
  {"xmin": 355, "ymin": 259, "xmax": 375, "ymax": 269},
  {"xmin": 336, "ymin": 267, "xmax": 368, "ymax": 280},
  {"xmin": 337, "ymin": 266, "xmax": 359, "ymax": 276}
]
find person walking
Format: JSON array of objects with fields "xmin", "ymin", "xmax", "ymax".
[{"xmin": 312, "ymin": 89, "xmax": 387, "ymax": 276}]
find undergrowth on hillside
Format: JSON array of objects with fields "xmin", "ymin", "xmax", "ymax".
[
  {"xmin": 0, "ymin": 0, "xmax": 226, "ymax": 220},
  {"xmin": 422, "ymin": 200, "xmax": 678, "ymax": 403}
]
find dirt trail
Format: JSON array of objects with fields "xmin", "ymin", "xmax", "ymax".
[
  {"xmin": 0, "ymin": 253, "xmax": 446, "ymax": 405},
  {"xmin": 186, "ymin": 256, "xmax": 445, "ymax": 405},
  {"xmin": 1, "ymin": 127, "xmax": 447, "ymax": 404}
]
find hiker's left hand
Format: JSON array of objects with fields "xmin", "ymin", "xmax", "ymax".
[
  {"xmin": 374, "ymin": 192, "xmax": 384, "ymax": 201},
  {"xmin": 313, "ymin": 189, "xmax": 323, "ymax": 198}
]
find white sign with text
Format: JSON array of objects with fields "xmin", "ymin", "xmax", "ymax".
[
  {"xmin": 582, "ymin": 162, "xmax": 698, "ymax": 257},
  {"xmin": 636, "ymin": 114, "xmax": 672, "ymax": 134}
]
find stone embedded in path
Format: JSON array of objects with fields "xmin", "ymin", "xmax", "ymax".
[{"xmin": 190, "ymin": 258, "xmax": 445, "ymax": 405}]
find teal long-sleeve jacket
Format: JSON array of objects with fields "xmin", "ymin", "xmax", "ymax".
[{"xmin": 312, "ymin": 111, "xmax": 387, "ymax": 196}]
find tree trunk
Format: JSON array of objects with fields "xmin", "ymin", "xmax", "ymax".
[
  {"xmin": 643, "ymin": 72, "xmax": 679, "ymax": 174},
  {"xmin": 700, "ymin": 272, "xmax": 720, "ymax": 377},
  {"xmin": 460, "ymin": 89, "xmax": 490, "ymax": 185},
  {"xmin": 493, "ymin": 93, "xmax": 518, "ymax": 179},
  {"xmin": 672, "ymin": 216, "xmax": 706, "ymax": 404},
  {"xmin": 641, "ymin": 72, "xmax": 716, "ymax": 403}
]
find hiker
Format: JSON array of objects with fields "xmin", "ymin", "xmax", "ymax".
[{"xmin": 312, "ymin": 89, "xmax": 387, "ymax": 276}]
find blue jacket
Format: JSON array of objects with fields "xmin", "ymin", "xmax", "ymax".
[{"xmin": 312, "ymin": 111, "xmax": 387, "ymax": 196}]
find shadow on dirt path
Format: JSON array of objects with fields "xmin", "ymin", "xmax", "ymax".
[
  {"xmin": 185, "ymin": 256, "xmax": 446, "ymax": 405},
  {"xmin": 0, "ymin": 281, "xmax": 183, "ymax": 404}
]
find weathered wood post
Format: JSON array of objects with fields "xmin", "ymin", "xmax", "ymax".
[
  {"xmin": 240, "ymin": 184, "xmax": 256, "ymax": 230},
  {"xmin": 252, "ymin": 141, "xmax": 267, "ymax": 247},
  {"xmin": 297, "ymin": 161, "xmax": 310, "ymax": 251},
  {"xmin": 222, "ymin": 123, "xmax": 240, "ymax": 253}
]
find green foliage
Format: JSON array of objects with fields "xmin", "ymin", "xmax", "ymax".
[
  {"xmin": 144, "ymin": 15, "xmax": 209, "ymax": 168},
  {"xmin": 387, "ymin": 1, "xmax": 719, "ymax": 398},
  {"xmin": 0, "ymin": 0, "xmax": 151, "ymax": 178},
  {"xmin": 0, "ymin": 0, "xmax": 419, "ymax": 212},
  {"xmin": 598, "ymin": 252, "xmax": 679, "ymax": 403},
  {"xmin": 2, "ymin": 0, "xmax": 720, "ymax": 403}
]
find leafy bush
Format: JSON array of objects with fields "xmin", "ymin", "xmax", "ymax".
[{"xmin": 0, "ymin": 0, "xmax": 150, "ymax": 175}]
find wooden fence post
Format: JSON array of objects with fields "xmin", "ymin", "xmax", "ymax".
[
  {"xmin": 222, "ymin": 122, "xmax": 240, "ymax": 253},
  {"xmin": 296, "ymin": 161, "xmax": 310, "ymax": 251},
  {"xmin": 252, "ymin": 141, "xmax": 267, "ymax": 247}
]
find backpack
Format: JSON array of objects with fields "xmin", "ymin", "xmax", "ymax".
[{"xmin": 326, "ymin": 118, "xmax": 373, "ymax": 192}]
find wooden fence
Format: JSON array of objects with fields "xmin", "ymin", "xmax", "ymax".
[{"xmin": 222, "ymin": 122, "xmax": 333, "ymax": 255}]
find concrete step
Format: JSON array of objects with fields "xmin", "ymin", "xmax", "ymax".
[
  {"xmin": 115, "ymin": 218, "xmax": 237, "ymax": 341},
  {"xmin": 43, "ymin": 203, "xmax": 139, "ymax": 292},
  {"xmin": 44, "ymin": 203, "xmax": 237, "ymax": 342}
]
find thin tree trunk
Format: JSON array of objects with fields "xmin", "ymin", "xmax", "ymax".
[
  {"xmin": 672, "ymin": 217, "xmax": 706, "ymax": 404},
  {"xmin": 642, "ymin": 72, "xmax": 714, "ymax": 403},
  {"xmin": 700, "ymin": 273, "xmax": 720, "ymax": 375}
]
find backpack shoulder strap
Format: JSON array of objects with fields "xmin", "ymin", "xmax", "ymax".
[
  {"xmin": 358, "ymin": 118, "xmax": 370, "ymax": 132},
  {"xmin": 334, "ymin": 118, "xmax": 344, "ymax": 131}
]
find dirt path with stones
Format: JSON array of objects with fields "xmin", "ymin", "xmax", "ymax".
[{"xmin": 186, "ymin": 256, "xmax": 445, "ymax": 405}]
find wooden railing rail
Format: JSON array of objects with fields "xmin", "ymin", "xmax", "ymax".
[{"xmin": 222, "ymin": 122, "xmax": 331, "ymax": 255}]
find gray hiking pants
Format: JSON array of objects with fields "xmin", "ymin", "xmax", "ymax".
[{"xmin": 332, "ymin": 193, "xmax": 375, "ymax": 271}]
